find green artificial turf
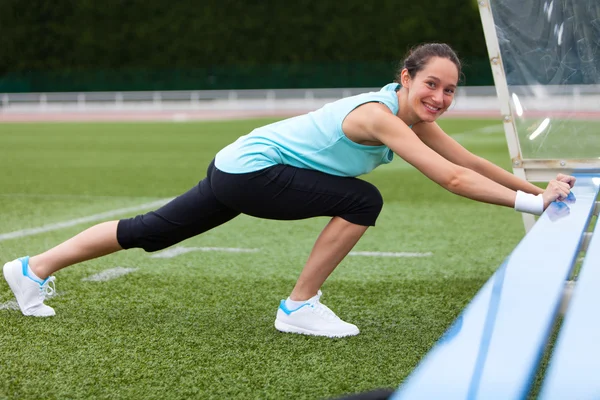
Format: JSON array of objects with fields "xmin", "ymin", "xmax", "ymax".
[{"xmin": 0, "ymin": 117, "xmax": 526, "ymax": 399}]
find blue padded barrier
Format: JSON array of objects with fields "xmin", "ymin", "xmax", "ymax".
[
  {"xmin": 391, "ymin": 175, "xmax": 600, "ymax": 400},
  {"xmin": 538, "ymin": 182, "xmax": 600, "ymax": 399}
]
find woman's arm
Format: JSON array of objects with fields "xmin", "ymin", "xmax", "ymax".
[
  {"xmin": 411, "ymin": 121, "xmax": 544, "ymax": 195},
  {"xmin": 341, "ymin": 103, "xmax": 570, "ymax": 212},
  {"xmin": 343, "ymin": 103, "xmax": 517, "ymax": 207}
]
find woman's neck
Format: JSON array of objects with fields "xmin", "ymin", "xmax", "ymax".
[{"xmin": 396, "ymin": 88, "xmax": 421, "ymax": 126}]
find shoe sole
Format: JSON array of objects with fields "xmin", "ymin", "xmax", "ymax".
[
  {"xmin": 3, "ymin": 261, "xmax": 55, "ymax": 317},
  {"xmin": 274, "ymin": 319, "xmax": 359, "ymax": 338}
]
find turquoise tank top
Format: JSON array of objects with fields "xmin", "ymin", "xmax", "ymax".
[{"xmin": 215, "ymin": 83, "xmax": 401, "ymax": 177}]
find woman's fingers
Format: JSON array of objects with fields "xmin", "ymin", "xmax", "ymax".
[{"xmin": 556, "ymin": 173, "xmax": 576, "ymax": 188}]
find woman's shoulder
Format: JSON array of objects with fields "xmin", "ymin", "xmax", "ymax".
[{"xmin": 379, "ymin": 82, "xmax": 401, "ymax": 93}]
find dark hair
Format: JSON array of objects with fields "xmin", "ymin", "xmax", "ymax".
[{"xmin": 395, "ymin": 43, "xmax": 463, "ymax": 83}]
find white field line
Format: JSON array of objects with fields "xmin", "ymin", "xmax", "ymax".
[
  {"xmin": 0, "ymin": 198, "xmax": 172, "ymax": 242},
  {"xmin": 82, "ymin": 267, "xmax": 138, "ymax": 282},
  {"xmin": 0, "ymin": 193, "xmax": 159, "ymax": 200},
  {"xmin": 150, "ymin": 246, "xmax": 259, "ymax": 258},
  {"xmin": 349, "ymin": 251, "xmax": 433, "ymax": 258},
  {"xmin": 0, "ymin": 300, "xmax": 19, "ymax": 311},
  {"xmin": 0, "ymin": 291, "xmax": 64, "ymax": 311},
  {"xmin": 151, "ymin": 246, "xmax": 429, "ymax": 259}
]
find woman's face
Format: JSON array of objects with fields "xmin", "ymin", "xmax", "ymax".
[{"xmin": 402, "ymin": 57, "xmax": 459, "ymax": 123}]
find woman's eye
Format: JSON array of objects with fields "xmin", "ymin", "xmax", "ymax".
[
  {"xmin": 426, "ymin": 82, "xmax": 435, "ymax": 88},
  {"xmin": 445, "ymin": 89, "xmax": 455, "ymax": 95}
]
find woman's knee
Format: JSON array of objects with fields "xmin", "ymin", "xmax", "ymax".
[
  {"xmin": 365, "ymin": 183, "xmax": 384, "ymax": 211},
  {"xmin": 116, "ymin": 214, "xmax": 176, "ymax": 252},
  {"xmin": 115, "ymin": 179, "xmax": 239, "ymax": 253},
  {"xmin": 342, "ymin": 182, "xmax": 384, "ymax": 226}
]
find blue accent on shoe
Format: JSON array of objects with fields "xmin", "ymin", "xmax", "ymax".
[
  {"xmin": 279, "ymin": 300, "xmax": 311, "ymax": 315},
  {"xmin": 20, "ymin": 256, "xmax": 29, "ymax": 277},
  {"xmin": 19, "ymin": 256, "xmax": 44, "ymax": 285}
]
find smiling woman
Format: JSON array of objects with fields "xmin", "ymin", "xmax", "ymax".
[
  {"xmin": 397, "ymin": 43, "xmax": 461, "ymax": 122},
  {"xmin": 3, "ymin": 43, "xmax": 574, "ymax": 340}
]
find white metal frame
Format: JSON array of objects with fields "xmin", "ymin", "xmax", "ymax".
[
  {"xmin": 477, "ymin": 0, "xmax": 600, "ymax": 232},
  {"xmin": 477, "ymin": 0, "xmax": 536, "ymax": 231}
]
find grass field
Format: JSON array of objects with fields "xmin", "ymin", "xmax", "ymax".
[
  {"xmin": 0, "ymin": 117, "xmax": 527, "ymax": 400},
  {"xmin": 515, "ymin": 118, "xmax": 600, "ymax": 159}
]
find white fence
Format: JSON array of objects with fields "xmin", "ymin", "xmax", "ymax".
[
  {"xmin": 1, "ymin": 86, "xmax": 598, "ymax": 121},
  {"xmin": 0, "ymin": 87, "xmax": 500, "ymax": 113}
]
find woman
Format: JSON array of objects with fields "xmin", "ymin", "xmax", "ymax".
[{"xmin": 3, "ymin": 43, "xmax": 574, "ymax": 338}]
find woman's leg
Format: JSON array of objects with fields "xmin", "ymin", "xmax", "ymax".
[
  {"xmin": 5, "ymin": 160, "xmax": 240, "ymax": 316},
  {"xmin": 4, "ymin": 220, "xmax": 123, "ymax": 316},
  {"xmin": 289, "ymin": 216, "xmax": 368, "ymax": 301},
  {"xmin": 275, "ymin": 214, "xmax": 371, "ymax": 337},
  {"xmin": 29, "ymin": 221, "xmax": 122, "ymax": 279},
  {"xmin": 211, "ymin": 164, "xmax": 383, "ymax": 298},
  {"xmin": 210, "ymin": 164, "xmax": 383, "ymax": 337},
  {"xmin": 29, "ymin": 170, "xmax": 240, "ymax": 279}
]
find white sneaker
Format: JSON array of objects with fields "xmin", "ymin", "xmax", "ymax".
[
  {"xmin": 3, "ymin": 257, "xmax": 56, "ymax": 317},
  {"xmin": 274, "ymin": 290, "xmax": 359, "ymax": 338}
]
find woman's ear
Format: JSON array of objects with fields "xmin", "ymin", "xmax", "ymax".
[{"xmin": 400, "ymin": 68, "xmax": 411, "ymax": 88}]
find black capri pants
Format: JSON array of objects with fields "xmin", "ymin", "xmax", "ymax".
[{"xmin": 117, "ymin": 160, "xmax": 384, "ymax": 252}]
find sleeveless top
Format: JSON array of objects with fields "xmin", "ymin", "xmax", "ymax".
[{"xmin": 215, "ymin": 82, "xmax": 401, "ymax": 177}]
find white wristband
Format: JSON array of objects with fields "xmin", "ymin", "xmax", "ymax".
[{"xmin": 514, "ymin": 190, "xmax": 544, "ymax": 215}]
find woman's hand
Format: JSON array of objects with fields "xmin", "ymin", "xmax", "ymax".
[
  {"xmin": 542, "ymin": 179, "xmax": 572, "ymax": 209},
  {"xmin": 556, "ymin": 173, "xmax": 576, "ymax": 188}
]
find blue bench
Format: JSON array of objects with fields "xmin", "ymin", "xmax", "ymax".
[{"xmin": 391, "ymin": 174, "xmax": 600, "ymax": 400}]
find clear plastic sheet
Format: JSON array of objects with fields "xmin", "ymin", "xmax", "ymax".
[{"xmin": 490, "ymin": 0, "xmax": 600, "ymax": 159}]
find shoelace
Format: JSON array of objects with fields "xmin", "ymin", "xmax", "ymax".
[
  {"xmin": 39, "ymin": 276, "xmax": 56, "ymax": 299},
  {"xmin": 311, "ymin": 302, "xmax": 340, "ymax": 321},
  {"xmin": 309, "ymin": 291, "xmax": 340, "ymax": 321}
]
